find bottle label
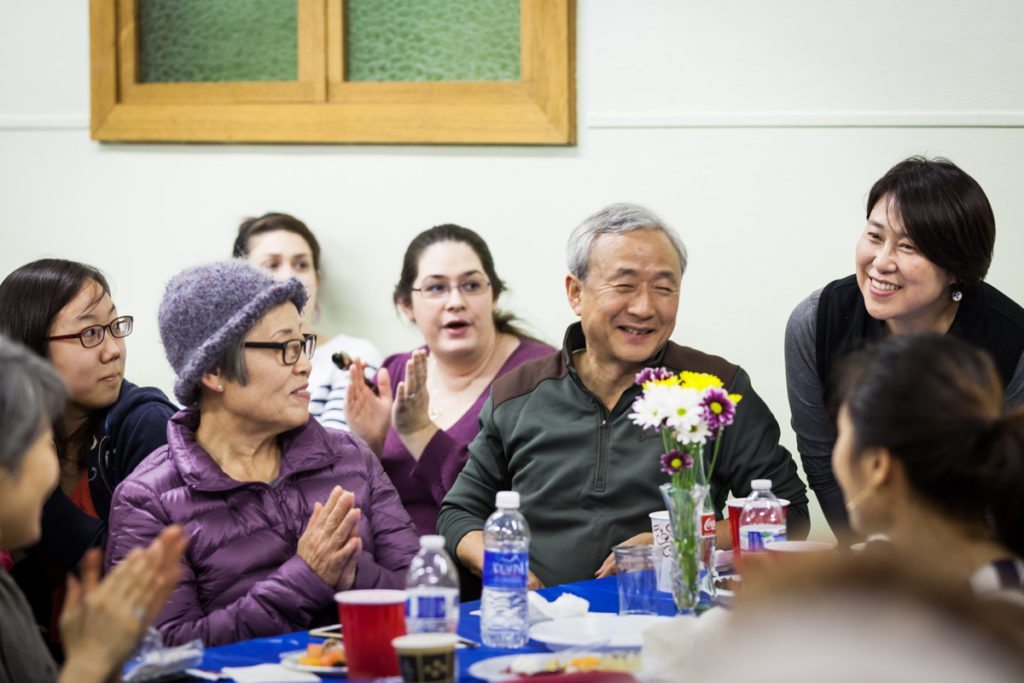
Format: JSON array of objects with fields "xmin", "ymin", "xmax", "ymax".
[
  {"xmin": 700, "ymin": 512, "xmax": 716, "ymax": 538},
  {"xmin": 408, "ymin": 594, "xmax": 447, "ymax": 619},
  {"xmin": 406, "ymin": 588, "xmax": 458, "ymax": 622},
  {"xmin": 740, "ymin": 526, "xmax": 787, "ymax": 552},
  {"xmin": 483, "ymin": 550, "xmax": 528, "ymax": 589}
]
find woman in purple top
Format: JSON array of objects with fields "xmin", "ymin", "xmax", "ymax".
[
  {"xmin": 347, "ymin": 225, "xmax": 554, "ymax": 535},
  {"xmin": 106, "ymin": 261, "xmax": 418, "ymax": 647}
]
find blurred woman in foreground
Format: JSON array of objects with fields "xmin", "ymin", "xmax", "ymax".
[
  {"xmin": 833, "ymin": 333, "xmax": 1024, "ymax": 602},
  {"xmin": 0, "ymin": 335, "xmax": 185, "ymax": 683}
]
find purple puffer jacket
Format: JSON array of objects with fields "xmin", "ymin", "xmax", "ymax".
[{"xmin": 106, "ymin": 406, "xmax": 419, "ymax": 647}]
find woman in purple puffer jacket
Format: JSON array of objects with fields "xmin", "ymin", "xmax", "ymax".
[{"xmin": 106, "ymin": 261, "xmax": 419, "ymax": 647}]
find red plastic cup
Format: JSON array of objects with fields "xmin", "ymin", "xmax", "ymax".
[
  {"xmin": 335, "ymin": 589, "xmax": 407, "ymax": 679},
  {"xmin": 727, "ymin": 497, "xmax": 790, "ymax": 568}
]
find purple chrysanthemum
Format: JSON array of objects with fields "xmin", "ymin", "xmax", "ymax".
[
  {"xmin": 660, "ymin": 449, "xmax": 694, "ymax": 474},
  {"xmin": 635, "ymin": 366, "xmax": 675, "ymax": 386},
  {"xmin": 701, "ymin": 387, "xmax": 736, "ymax": 431}
]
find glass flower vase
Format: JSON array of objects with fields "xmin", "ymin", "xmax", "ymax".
[{"xmin": 660, "ymin": 482, "xmax": 708, "ymax": 614}]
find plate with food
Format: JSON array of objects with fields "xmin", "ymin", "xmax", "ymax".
[
  {"xmin": 468, "ymin": 651, "xmax": 643, "ymax": 682},
  {"xmin": 280, "ymin": 641, "xmax": 347, "ymax": 676},
  {"xmin": 529, "ymin": 614, "xmax": 670, "ymax": 651}
]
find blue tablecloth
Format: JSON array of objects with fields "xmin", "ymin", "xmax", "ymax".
[{"xmin": 195, "ymin": 576, "xmax": 679, "ymax": 681}]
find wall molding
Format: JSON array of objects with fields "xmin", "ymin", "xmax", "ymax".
[
  {"xmin": 4, "ymin": 110, "xmax": 1024, "ymax": 132},
  {"xmin": 587, "ymin": 110, "xmax": 1024, "ymax": 129},
  {"xmin": 0, "ymin": 114, "xmax": 89, "ymax": 130}
]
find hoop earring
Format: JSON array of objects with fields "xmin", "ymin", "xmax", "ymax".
[{"xmin": 951, "ymin": 289, "xmax": 963, "ymax": 302}]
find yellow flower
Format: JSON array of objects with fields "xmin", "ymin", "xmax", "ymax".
[
  {"xmin": 641, "ymin": 375, "xmax": 680, "ymax": 391},
  {"xmin": 729, "ymin": 393, "xmax": 743, "ymax": 404},
  {"xmin": 678, "ymin": 371, "xmax": 724, "ymax": 391}
]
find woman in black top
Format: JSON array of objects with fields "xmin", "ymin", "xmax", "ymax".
[{"xmin": 785, "ymin": 157, "xmax": 1024, "ymax": 538}]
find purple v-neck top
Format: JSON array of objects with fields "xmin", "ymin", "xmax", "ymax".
[{"xmin": 377, "ymin": 337, "xmax": 554, "ymax": 535}]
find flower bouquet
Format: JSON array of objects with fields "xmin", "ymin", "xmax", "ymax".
[{"xmin": 629, "ymin": 368, "xmax": 741, "ymax": 612}]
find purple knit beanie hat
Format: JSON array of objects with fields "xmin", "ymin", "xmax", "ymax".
[{"xmin": 158, "ymin": 261, "xmax": 308, "ymax": 404}]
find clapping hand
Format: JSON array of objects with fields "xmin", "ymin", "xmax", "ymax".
[
  {"xmin": 393, "ymin": 349, "xmax": 432, "ymax": 436},
  {"xmin": 346, "ymin": 357, "xmax": 392, "ymax": 454},
  {"xmin": 59, "ymin": 525, "xmax": 188, "ymax": 682},
  {"xmin": 297, "ymin": 486, "xmax": 363, "ymax": 591}
]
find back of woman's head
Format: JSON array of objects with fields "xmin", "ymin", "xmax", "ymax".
[
  {"xmin": 0, "ymin": 335, "xmax": 66, "ymax": 471},
  {"xmin": 393, "ymin": 224, "xmax": 525, "ymax": 336},
  {"xmin": 839, "ymin": 333, "xmax": 1024, "ymax": 557},
  {"xmin": 0, "ymin": 259, "xmax": 111, "ymax": 358},
  {"xmin": 867, "ymin": 156, "xmax": 995, "ymax": 291},
  {"xmin": 233, "ymin": 212, "xmax": 322, "ymax": 273}
]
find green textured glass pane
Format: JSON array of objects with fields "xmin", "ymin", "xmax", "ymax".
[
  {"xmin": 138, "ymin": 0, "xmax": 297, "ymax": 83},
  {"xmin": 346, "ymin": 0, "xmax": 520, "ymax": 82}
]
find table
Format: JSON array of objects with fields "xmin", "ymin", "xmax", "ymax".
[{"xmin": 197, "ymin": 576, "xmax": 679, "ymax": 681}]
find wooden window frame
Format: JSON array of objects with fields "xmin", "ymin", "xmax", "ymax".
[{"xmin": 90, "ymin": 0, "xmax": 576, "ymax": 144}]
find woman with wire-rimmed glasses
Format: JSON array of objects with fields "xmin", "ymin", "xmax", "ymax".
[
  {"xmin": 0, "ymin": 258, "xmax": 176, "ymax": 657},
  {"xmin": 346, "ymin": 224, "xmax": 553, "ymax": 538},
  {"xmin": 106, "ymin": 261, "xmax": 418, "ymax": 646}
]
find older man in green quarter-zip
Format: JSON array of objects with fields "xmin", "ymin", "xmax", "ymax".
[{"xmin": 438, "ymin": 203, "xmax": 809, "ymax": 589}]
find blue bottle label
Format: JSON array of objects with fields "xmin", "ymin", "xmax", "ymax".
[
  {"xmin": 408, "ymin": 594, "xmax": 447, "ymax": 619},
  {"xmin": 483, "ymin": 550, "xmax": 528, "ymax": 589}
]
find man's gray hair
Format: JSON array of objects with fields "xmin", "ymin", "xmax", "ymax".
[
  {"xmin": 0, "ymin": 335, "xmax": 66, "ymax": 471},
  {"xmin": 566, "ymin": 203, "xmax": 688, "ymax": 280}
]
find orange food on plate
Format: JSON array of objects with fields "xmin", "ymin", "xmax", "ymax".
[{"xmin": 298, "ymin": 640, "xmax": 347, "ymax": 667}]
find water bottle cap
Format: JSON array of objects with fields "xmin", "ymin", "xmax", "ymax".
[
  {"xmin": 751, "ymin": 479, "xmax": 772, "ymax": 490},
  {"xmin": 419, "ymin": 535, "xmax": 445, "ymax": 550},
  {"xmin": 495, "ymin": 490, "xmax": 520, "ymax": 509}
]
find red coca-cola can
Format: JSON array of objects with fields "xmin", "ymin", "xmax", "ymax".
[{"xmin": 700, "ymin": 512, "xmax": 716, "ymax": 538}]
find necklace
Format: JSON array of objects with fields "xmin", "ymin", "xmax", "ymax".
[{"xmin": 426, "ymin": 336, "xmax": 510, "ymax": 421}]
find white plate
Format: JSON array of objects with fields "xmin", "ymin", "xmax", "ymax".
[
  {"xmin": 279, "ymin": 649, "xmax": 347, "ymax": 676},
  {"xmin": 529, "ymin": 614, "xmax": 670, "ymax": 651},
  {"xmin": 468, "ymin": 652, "xmax": 642, "ymax": 682}
]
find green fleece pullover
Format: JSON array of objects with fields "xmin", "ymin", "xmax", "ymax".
[{"xmin": 438, "ymin": 323, "xmax": 809, "ymax": 587}]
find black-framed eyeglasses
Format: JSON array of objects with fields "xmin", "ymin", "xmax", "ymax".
[
  {"xmin": 243, "ymin": 333, "xmax": 316, "ymax": 365},
  {"xmin": 411, "ymin": 276, "xmax": 491, "ymax": 300},
  {"xmin": 47, "ymin": 315, "xmax": 134, "ymax": 349}
]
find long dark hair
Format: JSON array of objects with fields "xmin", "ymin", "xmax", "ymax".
[
  {"xmin": 393, "ymin": 224, "xmax": 529, "ymax": 338},
  {"xmin": 837, "ymin": 333, "xmax": 1024, "ymax": 558},
  {"xmin": 867, "ymin": 156, "xmax": 995, "ymax": 293},
  {"xmin": 0, "ymin": 259, "xmax": 113, "ymax": 467}
]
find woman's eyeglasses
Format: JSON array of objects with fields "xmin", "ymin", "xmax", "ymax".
[
  {"xmin": 411, "ymin": 277, "xmax": 491, "ymax": 299},
  {"xmin": 244, "ymin": 334, "xmax": 317, "ymax": 365},
  {"xmin": 47, "ymin": 316, "xmax": 134, "ymax": 348}
]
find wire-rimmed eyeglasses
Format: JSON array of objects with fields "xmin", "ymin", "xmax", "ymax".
[
  {"xmin": 47, "ymin": 315, "xmax": 134, "ymax": 348},
  {"xmin": 411, "ymin": 276, "xmax": 491, "ymax": 300},
  {"xmin": 243, "ymin": 333, "xmax": 317, "ymax": 365}
]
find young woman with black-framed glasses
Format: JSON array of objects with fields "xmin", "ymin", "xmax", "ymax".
[{"xmin": 0, "ymin": 258, "xmax": 176, "ymax": 658}]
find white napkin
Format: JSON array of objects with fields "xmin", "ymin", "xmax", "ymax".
[
  {"xmin": 220, "ymin": 664, "xmax": 320, "ymax": 682},
  {"xmin": 528, "ymin": 591, "xmax": 590, "ymax": 622},
  {"xmin": 641, "ymin": 607, "xmax": 732, "ymax": 681}
]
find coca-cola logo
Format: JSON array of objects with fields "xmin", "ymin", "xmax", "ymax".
[{"xmin": 700, "ymin": 512, "xmax": 716, "ymax": 537}]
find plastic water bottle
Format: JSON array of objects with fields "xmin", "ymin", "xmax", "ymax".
[
  {"xmin": 481, "ymin": 490, "xmax": 530, "ymax": 648},
  {"xmin": 406, "ymin": 535, "xmax": 460, "ymax": 633},
  {"xmin": 738, "ymin": 479, "xmax": 787, "ymax": 554}
]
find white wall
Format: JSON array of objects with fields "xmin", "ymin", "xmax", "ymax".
[{"xmin": 3, "ymin": 1, "xmax": 1024, "ymax": 541}]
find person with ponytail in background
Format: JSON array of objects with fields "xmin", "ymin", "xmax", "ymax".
[{"xmin": 833, "ymin": 333, "xmax": 1024, "ymax": 603}]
